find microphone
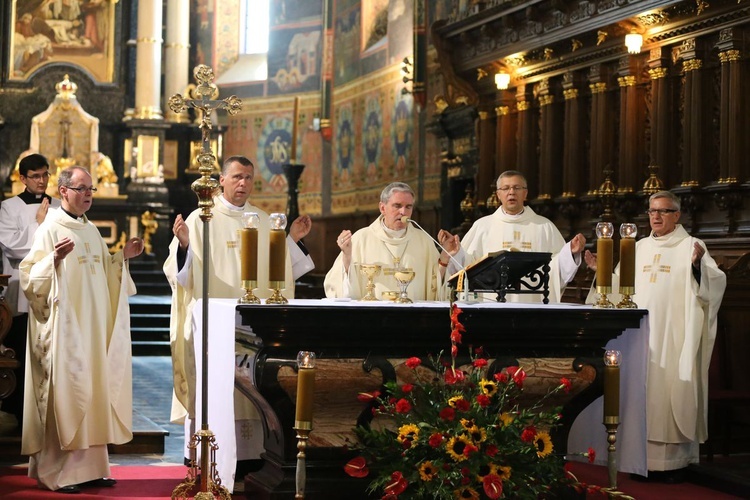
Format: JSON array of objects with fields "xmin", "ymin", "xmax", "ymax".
[{"xmin": 401, "ymin": 216, "xmax": 474, "ymax": 302}]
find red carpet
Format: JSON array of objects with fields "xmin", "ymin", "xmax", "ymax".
[{"xmin": 0, "ymin": 465, "xmax": 244, "ymax": 499}]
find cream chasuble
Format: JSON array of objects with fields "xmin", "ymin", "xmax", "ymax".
[
  {"xmin": 452, "ymin": 206, "xmax": 577, "ymax": 302},
  {"xmin": 164, "ymin": 197, "xmax": 294, "ymax": 425},
  {"xmin": 633, "ymin": 226, "xmax": 725, "ymax": 469},
  {"xmin": 324, "ymin": 216, "xmax": 444, "ymax": 301},
  {"xmin": 20, "ymin": 209, "xmax": 135, "ymax": 490}
]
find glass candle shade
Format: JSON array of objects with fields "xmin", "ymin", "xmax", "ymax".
[
  {"xmin": 595, "ymin": 222, "xmax": 614, "ymax": 288},
  {"xmin": 619, "ymin": 223, "xmax": 637, "ymax": 288},
  {"xmin": 269, "ymin": 213, "xmax": 287, "ymax": 282}
]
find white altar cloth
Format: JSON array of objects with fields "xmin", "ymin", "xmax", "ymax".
[{"xmin": 188, "ymin": 299, "xmax": 649, "ymax": 489}]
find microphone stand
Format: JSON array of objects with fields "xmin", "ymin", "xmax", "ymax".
[{"xmin": 402, "ymin": 217, "xmax": 475, "ymax": 303}]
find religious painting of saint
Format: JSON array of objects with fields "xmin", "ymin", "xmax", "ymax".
[
  {"xmin": 391, "ymin": 95, "xmax": 413, "ymax": 178},
  {"xmin": 258, "ymin": 116, "xmax": 295, "ymax": 189},
  {"xmin": 8, "ymin": 0, "xmax": 116, "ymax": 82},
  {"xmin": 363, "ymin": 95, "xmax": 383, "ymax": 182}
]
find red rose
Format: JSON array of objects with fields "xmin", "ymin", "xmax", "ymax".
[
  {"xmin": 485, "ymin": 444, "xmax": 498, "ymax": 457},
  {"xmin": 439, "ymin": 407, "xmax": 456, "ymax": 421},
  {"xmin": 401, "ymin": 383, "xmax": 413, "ymax": 394},
  {"xmin": 357, "ymin": 390, "xmax": 381, "ymax": 402},
  {"xmin": 507, "ymin": 366, "xmax": 526, "ymax": 388},
  {"xmin": 395, "ymin": 398, "xmax": 412, "ymax": 414},
  {"xmin": 483, "ymin": 474, "xmax": 504, "ymax": 499},
  {"xmin": 560, "ymin": 377, "xmax": 572, "ymax": 394},
  {"xmin": 429, "ymin": 432, "xmax": 443, "ymax": 448},
  {"xmin": 344, "ymin": 456, "xmax": 369, "ymax": 478},
  {"xmin": 454, "ymin": 398, "xmax": 470, "ymax": 411},
  {"xmin": 494, "ymin": 372, "xmax": 509, "ymax": 383},
  {"xmin": 472, "ymin": 358, "xmax": 488, "ymax": 368},
  {"xmin": 520, "ymin": 425, "xmax": 537, "ymax": 442},
  {"xmin": 405, "ymin": 357, "xmax": 421, "ymax": 368},
  {"xmin": 476, "ymin": 394, "xmax": 491, "ymax": 408}
]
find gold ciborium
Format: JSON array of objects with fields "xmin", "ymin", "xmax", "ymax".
[
  {"xmin": 393, "ymin": 268, "xmax": 416, "ymax": 304},
  {"xmin": 358, "ymin": 264, "xmax": 382, "ymax": 301}
]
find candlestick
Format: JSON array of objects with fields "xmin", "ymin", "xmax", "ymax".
[
  {"xmin": 617, "ymin": 223, "xmax": 638, "ymax": 309},
  {"xmin": 602, "ymin": 349, "xmax": 621, "ymax": 490},
  {"xmin": 595, "ymin": 222, "xmax": 614, "ymax": 308},
  {"xmin": 294, "ymin": 351, "xmax": 316, "ymax": 499},
  {"xmin": 291, "ymin": 96, "xmax": 300, "ymax": 162},
  {"xmin": 267, "ymin": 213, "xmax": 288, "ymax": 304},
  {"xmin": 239, "ymin": 212, "xmax": 260, "ymax": 304}
]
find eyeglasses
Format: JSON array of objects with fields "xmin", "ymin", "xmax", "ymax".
[
  {"xmin": 66, "ymin": 185, "xmax": 98, "ymax": 194},
  {"xmin": 497, "ymin": 185, "xmax": 527, "ymax": 192},
  {"xmin": 646, "ymin": 208, "xmax": 678, "ymax": 216},
  {"xmin": 24, "ymin": 172, "xmax": 50, "ymax": 181}
]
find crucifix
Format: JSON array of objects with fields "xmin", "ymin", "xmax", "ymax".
[
  {"xmin": 59, "ymin": 116, "xmax": 72, "ymax": 158},
  {"xmin": 168, "ymin": 65, "xmax": 241, "ymax": 500}
]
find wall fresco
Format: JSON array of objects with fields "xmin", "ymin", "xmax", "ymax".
[{"xmin": 268, "ymin": 26, "xmax": 323, "ymax": 95}]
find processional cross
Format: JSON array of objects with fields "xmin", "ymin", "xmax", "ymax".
[{"xmin": 168, "ymin": 65, "xmax": 241, "ymax": 500}]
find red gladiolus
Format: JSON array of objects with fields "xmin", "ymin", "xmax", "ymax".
[
  {"xmin": 395, "ymin": 398, "xmax": 412, "ymax": 414},
  {"xmin": 429, "ymin": 432, "xmax": 443, "ymax": 448},
  {"xmin": 485, "ymin": 444, "xmax": 498, "ymax": 457},
  {"xmin": 450, "ymin": 305, "xmax": 464, "ymax": 324},
  {"xmin": 472, "ymin": 358, "xmax": 488, "ymax": 368},
  {"xmin": 507, "ymin": 366, "xmax": 526, "ymax": 388},
  {"xmin": 451, "ymin": 345, "xmax": 459, "ymax": 358},
  {"xmin": 444, "ymin": 368, "xmax": 465, "ymax": 385},
  {"xmin": 451, "ymin": 328, "xmax": 463, "ymax": 344},
  {"xmin": 384, "ymin": 471, "xmax": 408, "ymax": 495},
  {"xmin": 483, "ymin": 474, "xmax": 504, "ymax": 499},
  {"xmin": 344, "ymin": 456, "xmax": 369, "ymax": 478},
  {"xmin": 439, "ymin": 407, "xmax": 456, "ymax": 421},
  {"xmin": 494, "ymin": 372, "xmax": 509, "ymax": 383},
  {"xmin": 357, "ymin": 390, "xmax": 381, "ymax": 402},
  {"xmin": 476, "ymin": 394, "xmax": 491, "ymax": 408},
  {"xmin": 587, "ymin": 447, "xmax": 596, "ymax": 463},
  {"xmin": 521, "ymin": 425, "xmax": 537, "ymax": 442},
  {"xmin": 401, "ymin": 383, "xmax": 413, "ymax": 394},
  {"xmin": 560, "ymin": 377, "xmax": 572, "ymax": 394},
  {"xmin": 405, "ymin": 357, "xmax": 421, "ymax": 368}
]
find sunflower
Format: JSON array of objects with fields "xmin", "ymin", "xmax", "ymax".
[
  {"xmin": 454, "ymin": 486, "xmax": 480, "ymax": 499},
  {"xmin": 459, "ymin": 418, "xmax": 476, "ymax": 430},
  {"xmin": 534, "ymin": 431, "xmax": 553, "ymax": 458},
  {"xmin": 499, "ymin": 412, "xmax": 515, "ymax": 427},
  {"xmin": 397, "ymin": 423, "xmax": 419, "ymax": 445},
  {"xmin": 475, "ymin": 462, "xmax": 499, "ymax": 482},
  {"xmin": 479, "ymin": 378, "xmax": 498, "ymax": 397},
  {"xmin": 419, "ymin": 461, "xmax": 438, "ymax": 481},
  {"xmin": 446, "ymin": 435, "xmax": 472, "ymax": 462},
  {"xmin": 496, "ymin": 465, "xmax": 512, "ymax": 481},
  {"xmin": 467, "ymin": 425, "xmax": 487, "ymax": 444}
]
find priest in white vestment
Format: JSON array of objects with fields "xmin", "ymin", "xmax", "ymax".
[
  {"xmin": 585, "ymin": 190, "xmax": 726, "ymax": 479},
  {"xmin": 439, "ymin": 171, "xmax": 585, "ymax": 302},
  {"xmin": 324, "ymin": 182, "xmax": 446, "ymax": 301},
  {"xmin": 164, "ymin": 156, "xmax": 313, "ymax": 486},
  {"xmin": 20, "ymin": 167, "xmax": 143, "ymax": 494}
]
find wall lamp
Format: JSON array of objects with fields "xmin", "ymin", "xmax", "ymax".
[
  {"xmin": 495, "ymin": 72, "xmax": 511, "ymax": 90},
  {"xmin": 625, "ymin": 32, "xmax": 643, "ymax": 54}
]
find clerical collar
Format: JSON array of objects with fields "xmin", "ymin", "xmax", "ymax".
[
  {"xmin": 61, "ymin": 207, "xmax": 84, "ymax": 222},
  {"xmin": 501, "ymin": 206, "xmax": 525, "ymax": 218},
  {"xmin": 218, "ymin": 195, "xmax": 245, "ymax": 211},
  {"xmin": 18, "ymin": 190, "xmax": 51, "ymax": 205},
  {"xmin": 380, "ymin": 217, "xmax": 407, "ymax": 238}
]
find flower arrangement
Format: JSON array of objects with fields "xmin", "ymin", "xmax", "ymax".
[{"xmin": 345, "ymin": 305, "xmax": 595, "ymax": 499}]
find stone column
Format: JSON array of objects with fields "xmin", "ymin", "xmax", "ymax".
[
  {"xmin": 516, "ymin": 84, "xmax": 538, "ymax": 197},
  {"xmin": 134, "ymin": 0, "xmax": 164, "ymax": 120},
  {"xmin": 717, "ymin": 28, "xmax": 744, "ymax": 184},
  {"xmin": 562, "ymin": 72, "xmax": 583, "ymax": 197},
  {"xmin": 495, "ymin": 103, "xmax": 516, "ymax": 178},
  {"xmin": 616, "ymin": 66, "xmax": 643, "ymax": 193},
  {"xmin": 680, "ymin": 44, "xmax": 705, "ymax": 186},
  {"xmin": 164, "ymin": 0, "xmax": 190, "ymax": 122},
  {"xmin": 647, "ymin": 48, "xmax": 670, "ymax": 187},
  {"xmin": 477, "ymin": 108, "xmax": 496, "ymax": 204},
  {"xmin": 588, "ymin": 64, "xmax": 613, "ymax": 193}
]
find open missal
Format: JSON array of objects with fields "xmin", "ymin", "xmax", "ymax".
[{"xmin": 447, "ymin": 250, "xmax": 552, "ymax": 303}]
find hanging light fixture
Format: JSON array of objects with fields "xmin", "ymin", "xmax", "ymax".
[
  {"xmin": 495, "ymin": 72, "xmax": 510, "ymax": 90},
  {"xmin": 625, "ymin": 31, "xmax": 643, "ymax": 54}
]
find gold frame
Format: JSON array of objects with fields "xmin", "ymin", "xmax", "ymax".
[
  {"xmin": 188, "ymin": 139, "xmax": 220, "ymax": 174},
  {"xmin": 8, "ymin": 0, "xmax": 118, "ymax": 82},
  {"xmin": 162, "ymin": 140, "xmax": 179, "ymax": 180},
  {"xmin": 136, "ymin": 135, "xmax": 160, "ymax": 178}
]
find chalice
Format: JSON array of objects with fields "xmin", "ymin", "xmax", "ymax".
[
  {"xmin": 393, "ymin": 268, "xmax": 416, "ymax": 304},
  {"xmin": 358, "ymin": 264, "xmax": 382, "ymax": 301}
]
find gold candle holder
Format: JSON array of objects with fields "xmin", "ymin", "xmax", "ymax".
[
  {"xmin": 595, "ymin": 222, "xmax": 614, "ymax": 309},
  {"xmin": 603, "ymin": 350, "xmax": 621, "ymax": 490},
  {"xmin": 295, "ymin": 351, "xmax": 316, "ymax": 499},
  {"xmin": 617, "ymin": 223, "xmax": 638, "ymax": 309},
  {"xmin": 266, "ymin": 280, "xmax": 288, "ymax": 304},
  {"xmin": 239, "ymin": 279, "xmax": 260, "ymax": 304}
]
